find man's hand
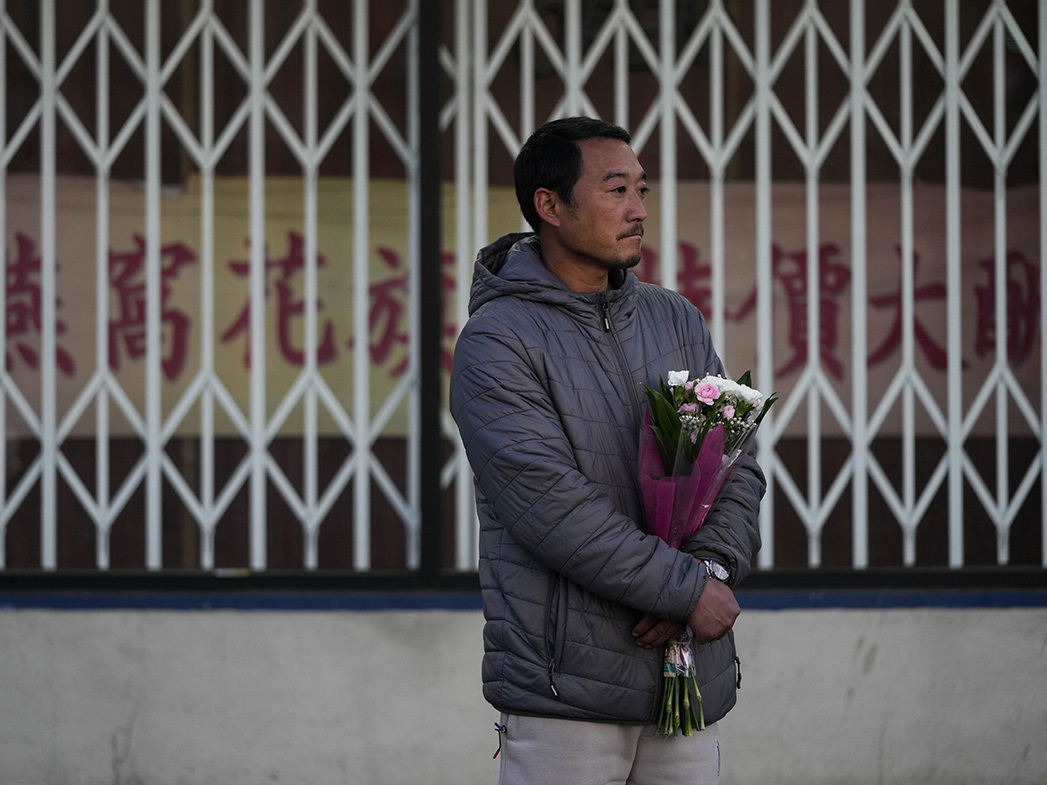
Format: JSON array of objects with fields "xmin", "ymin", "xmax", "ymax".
[
  {"xmin": 631, "ymin": 577, "xmax": 741, "ymax": 648},
  {"xmin": 631, "ymin": 614, "xmax": 686, "ymax": 649},
  {"xmin": 687, "ymin": 578, "xmax": 740, "ymax": 643}
]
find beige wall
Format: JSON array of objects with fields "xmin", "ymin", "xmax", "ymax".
[{"xmin": 1, "ymin": 605, "xmax": 1045, "ymax": 785}]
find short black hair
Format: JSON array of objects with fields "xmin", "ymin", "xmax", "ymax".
[{"xmin": 513, "ymin": 117, "xmax": 632, "ymax": 233}]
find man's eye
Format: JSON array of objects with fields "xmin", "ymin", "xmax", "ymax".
[{"xmin": 640, "ymin": 187, "xmax": 650, "ymax": 197}]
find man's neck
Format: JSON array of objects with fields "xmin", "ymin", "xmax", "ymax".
[
  {"xmin": 545, "ymin": 261, "xmax": 611, "ymax": 292},
  {"xmin": 538, "ymin": 235, "xmax": 611, "ymax": 292}
]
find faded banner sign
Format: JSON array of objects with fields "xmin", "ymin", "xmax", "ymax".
[{"xmin": 3, "ymin": 175, "xmax": 1040, "ymax": 437}]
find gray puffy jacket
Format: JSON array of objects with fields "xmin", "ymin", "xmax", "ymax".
[{"xmin": 450, "ymin": 233, "xmax": 764, "ymax": 724}]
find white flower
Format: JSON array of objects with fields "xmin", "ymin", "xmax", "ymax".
[
  {"xmin": 679, "ymin": 414, "xmax": 702, "ymax": 435},
  {"xmin": 713, "ymin": 375, "xmax": 762, "ymax": 407},
  {"xmin": 667, "ymin": 370, "xmax": 690, "ymax": 387},
  {"xmin": 735, "ymin": 383, "xmax": 762, "ymax": 407}
]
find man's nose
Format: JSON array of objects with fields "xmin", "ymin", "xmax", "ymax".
[{"xmin": 630, "ymin": 192, "xmax": 647, "ymax": 221}]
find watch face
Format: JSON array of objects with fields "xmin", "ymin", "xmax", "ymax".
[{"xmin": 706, "ymin": 561, "xmax": 728, "ymax": 581}]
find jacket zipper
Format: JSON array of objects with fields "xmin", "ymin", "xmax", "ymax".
[
  {"xmin": 602, "ymin": 294, "xmax": 662, "ymax": 725},
  {"xmin": 599, "ymin": 297, "xmax": 643, "ymax": 423},
  {"xmin": 545, "ymin": 574, "xmax": 568, "ymax": 698}
]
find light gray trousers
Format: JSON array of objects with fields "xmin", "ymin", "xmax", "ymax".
[{"xmin": 496, "ymin": 713, "xmax": 720, "ymax": 785}]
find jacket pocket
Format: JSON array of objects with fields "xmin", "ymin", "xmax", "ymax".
[{"xmin": 543, "ymin": 573, "xmax": 569, "ymax": 698}]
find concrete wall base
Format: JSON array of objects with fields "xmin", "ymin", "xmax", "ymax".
[{"xmin": 1, "ymin": 606, "xmax": 1044, "ymax": 784}]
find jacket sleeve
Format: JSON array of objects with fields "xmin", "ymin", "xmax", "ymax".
[
  {"xmin": 450, "ymin": 314, "xmax": 707, "ymax": 622},
  {"xmin": 679, "ymin": 314, "xmax": 766, "ymax": 585}
]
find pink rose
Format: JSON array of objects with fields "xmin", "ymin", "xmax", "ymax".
[
  {"xmin": 678, "ymin": 403, "xmax": 698, "ymax": 414},
  {"xmin": 695, "ymin": 381, "xmax": 719, "ymax": 405},
  {"xmin": 721, "ymin": 404, "xmax": 735, "ymax": 419}
]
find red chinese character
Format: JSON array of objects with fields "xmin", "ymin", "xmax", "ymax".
[
  {"xmin": 350, "ymin": 247, "xmax": 459, "ymax": 379},
  {"xmin": 633, "ymin": 245, "xmax": 659, "ymax": 284},
  {"xmin": 359, "ymin": 247, "xmax": 457, "ymax": 379},
  {"xmin": 221, "ymin": 232, "xmax": 337, "ymax": 368},
  {"xmin": 676, "ymin": 242, "xmax": 713, "ymax": 314},
  {"xmin": 366, "ymin": 247, "xmax": 410, "ymax": 375},
  {"xmin": 867, "ymin": 248, "xmax": 950, "ymax": 370},
  {"xmin": 108, "ymin": 235, "xmax": 195, "ymax": 381},
  {"xmin": 628, "ymin": 243, "xmax": 712, "ymax": 312},
  {"xmin": 973, "ymin": 250, "xmax": 1040, "ymax": 365},
  {"xmin": 4, "ymin": 232, "xmax": 74, "ymax": 375},
  {"xmin": 766, "ymin": 243, "xmax": 851, "ymax": 379}
]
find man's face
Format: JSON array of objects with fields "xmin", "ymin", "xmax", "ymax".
[{"xmin": 555, "ymin": 137, "xmax": 648, "ymax": 273}]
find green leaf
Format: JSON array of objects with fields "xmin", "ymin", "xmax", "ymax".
[
  {"xmin": 753, "ymin": 392, "xmax": 779, "ymax": 426},
  {"xmin": 734, "ymin": 369, "xmax": 778, "ymax": 426},
  {"xmin": 644, "ymin": 383, "xmax": 682, "ymax": 473}
]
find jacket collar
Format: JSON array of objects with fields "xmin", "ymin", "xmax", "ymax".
[{"xmin": 468, "ymin": 233, "xmax": 634, "ymax": 317}]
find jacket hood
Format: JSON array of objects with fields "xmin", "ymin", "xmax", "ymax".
[{"xmin": 467, "ymin": 232, "xmax": 633, "ymax": 317}]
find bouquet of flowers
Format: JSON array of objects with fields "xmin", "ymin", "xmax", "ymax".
[{"xmin": 640, "ymin": 369, "xmax": 777, "ymax": 737}]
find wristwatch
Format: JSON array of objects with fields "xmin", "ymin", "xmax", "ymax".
[{"xmin": 702, "ymin": 559, "xmax": 730, "ymax": 583}]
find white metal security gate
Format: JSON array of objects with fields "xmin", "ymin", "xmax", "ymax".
[
  {"xmin": 0, "ymin": 0, "xmax": 428, "ymax": 571},
  {"xmin": 1, "ymin": 0, "xmax": 1044, "ymax": 573},
  {"xmin": 445, "ymin": 0, "xmax": 1046, "ymax": 571}
]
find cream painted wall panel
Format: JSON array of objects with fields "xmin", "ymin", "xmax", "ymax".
[{"xmin": 1, "ymin": 607, "xmax": 1045, "ymax": 785}]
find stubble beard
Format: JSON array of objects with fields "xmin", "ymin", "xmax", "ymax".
[
  {"xmin": 611, "ymin": 251, "xmax": 642, "ymax": 270},
  {"xmin": 611, "ymin": 233, "xmax": 644, "ymax": 270},
  {"xmin": 578, "ymin": 238, "xmax": 643, "ymax": 272}
]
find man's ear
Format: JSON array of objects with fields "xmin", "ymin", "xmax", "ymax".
[{"xmin": 533, "ymin": 188, "xmax": 561, "ymax": 228}]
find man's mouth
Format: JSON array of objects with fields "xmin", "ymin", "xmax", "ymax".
[{"xmin": 619, "ymin": 227, "xmax": 644, "ymax": 240}]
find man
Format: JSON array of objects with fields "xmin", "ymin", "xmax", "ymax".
[{"xmin": 450, "ymin": 117, "xmax": 764, "ymax": 785}]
